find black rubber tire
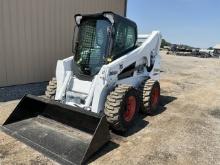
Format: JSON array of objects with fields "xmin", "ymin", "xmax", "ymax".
[
  {"xmin": 104, "ymin": 84, "xmax": 140, "ymax": 132},
  {"xmin": 45, "ymin": 77, "xmax": 57, "ymax": 100},
  {"xmin": 139, "ymin": 79, "xmax": 160, "ymax": 115}
]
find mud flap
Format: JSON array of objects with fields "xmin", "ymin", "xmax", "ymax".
[{"xmin": 1, "ymin": 95, "xmax": 110, "ymax": 165}]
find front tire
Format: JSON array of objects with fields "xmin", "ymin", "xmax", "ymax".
[{"xmin": 104, "ymin": 85, "xmax": 140, "ymax": 132}]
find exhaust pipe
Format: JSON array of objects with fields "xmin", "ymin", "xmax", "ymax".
[{"xmin": 1, "ymin": 95, "xmax": 110, "ymax": 165}]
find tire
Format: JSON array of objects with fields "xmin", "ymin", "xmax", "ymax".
[
  {"xmin": 139, "ymin": 79, "xmax": 160, "ymax": 115},
  {"xmin": 104, "ymin": 84, "xmax": 140, "ymax": 132},
  {"xmin": 45, "ymin": 77, "xmax": 57, "ymax": 100}
]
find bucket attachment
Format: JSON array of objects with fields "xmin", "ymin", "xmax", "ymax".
[{"xmin": 1, "ymin": 95, "xmax": 110, "ymax": 165}]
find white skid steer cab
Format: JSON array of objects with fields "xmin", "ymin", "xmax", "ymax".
[{"xmin": 1, "ymin": 12, "xmax": 162, "ymax": 165}]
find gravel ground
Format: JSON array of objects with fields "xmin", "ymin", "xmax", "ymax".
[
  {"xmin": 0, "ymin": 82, "xmax": 47, "ymax": 102},
  {"xmin": 0, "ymin": 52, "xmax": 220, "ymax": 165}
]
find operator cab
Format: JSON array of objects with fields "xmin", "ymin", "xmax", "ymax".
[{"xmin": 73, "ymin": 12, "xmax": 137, "ymax": 79}]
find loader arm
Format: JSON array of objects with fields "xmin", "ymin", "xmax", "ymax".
[{"xmin": 107, "ymin": 31, "xmax": 162, "ymax": 78}]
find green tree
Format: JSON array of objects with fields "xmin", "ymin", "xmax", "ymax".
[{"xmin": 161, "ymin": 39, "xmax": 171, "ymax": 48}]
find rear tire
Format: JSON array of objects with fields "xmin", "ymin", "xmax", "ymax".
[
  {"xmin": 140, "ymin": 79, "xmax": 160, "ymax": 115},
  {"xmin": 104, "ymin": 84, "xmax": 140, "ymax": 132},
  {"xmin": 45, "ymin": 77, "xmax": 57, "ymax": 100}
]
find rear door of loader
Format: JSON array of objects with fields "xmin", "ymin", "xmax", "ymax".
[{"xmin": 1, "ymin": 95, "xmax": 110, "ymax": 165}]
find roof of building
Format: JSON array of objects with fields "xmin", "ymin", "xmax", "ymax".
[{"xmin": 214, "ymin": 44, "xmax": 220, "ymax": 49}]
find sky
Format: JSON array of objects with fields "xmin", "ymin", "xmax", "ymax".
[{"xmin": 127, "ymin": 0, "xmax": 220, "ymax": 48}]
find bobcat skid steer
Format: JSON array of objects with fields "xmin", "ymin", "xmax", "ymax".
[{"xmin": 1, "ymin": 12, "xmax": 162, "ymax": 165}]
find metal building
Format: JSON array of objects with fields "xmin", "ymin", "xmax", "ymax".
[
  {"xmin": 0, "ymin": 0, "xmax": 127, "ymax": 87},
  {"xmin": 213, "ymin": 44, "xmax": 220, "ymax": 57}
]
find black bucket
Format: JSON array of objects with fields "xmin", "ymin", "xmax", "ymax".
[{"xmin": 1, "ymin": 95, "xmax": 110, "ymax": 165}]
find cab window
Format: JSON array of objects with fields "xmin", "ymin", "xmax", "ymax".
[{"xmin": 112, "ymin": 22, "xmax": 136, "ymax": 59}]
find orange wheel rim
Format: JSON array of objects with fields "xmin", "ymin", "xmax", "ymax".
[
  {"xmin": 151, "ymin": 86, "xmax": 160, "ymax": 108},
  {"xmin": 124, "ymin": 96, "xmax": 136, "ymax": 122}
]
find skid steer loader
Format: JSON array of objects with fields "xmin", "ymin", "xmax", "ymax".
[{"xmin": 1, "ymin": 12, "xmax": 162, "ymax": 165}]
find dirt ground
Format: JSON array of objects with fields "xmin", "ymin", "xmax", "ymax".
[{"xmin": 0, "ymin": 51, "xmax": 220, "ymax": 165}]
